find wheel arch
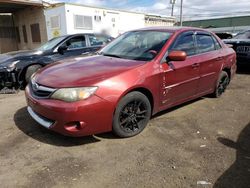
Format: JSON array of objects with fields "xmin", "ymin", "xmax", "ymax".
[
  {"xmin": 117, "ymin": 86, "xmax": 155, "ymax": 115},
  {"xmin": 18, "ymin": 63, "xmax": 43, "ymax": 84},
  {"xmin": 222, "ymin": 67, "xmax": 231, "ymax": 81}
]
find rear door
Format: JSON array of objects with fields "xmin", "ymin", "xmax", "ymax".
[
  {"xmin": 86, "ymin": 34, "xmax": 112, "ymax": 52},
  {"xmin": 160, "ymin": 31, "xmax": 200, "ymax": 108},
  {"xmin": 195, "ymin": 32, "xmax": 223, "ymax": 95},
  {"xmin": 51, "ymin": 35, "xmax": 94, "ymax": 61},
  {"xmin": 62, "ymin": 35, "xmax": 92, "ymax": 57}
]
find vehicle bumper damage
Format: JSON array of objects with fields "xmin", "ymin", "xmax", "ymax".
[{"xmin": 0, "ymin": 67, "xmax": 22, "ymax": 93}]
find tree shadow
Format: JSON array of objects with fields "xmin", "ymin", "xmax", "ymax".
[
  {"xmin": 236, "ymin": 64, "xmax": 250, "ymax": 75},
  {"xmin": 14, "ymin": 107, "xmax": 101, "ymax": 147},
  {"xmin": 214, "ymin": 122, "xmax": 250, "ymax": 188}
]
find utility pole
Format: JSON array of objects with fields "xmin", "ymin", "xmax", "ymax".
[
  {"xmin": 180, "ymin": 0, "xmax": 183, "ymax": 26},
  {"xmin": 170, "ymin": 0, "xmax": 176, "ymax": 17}
]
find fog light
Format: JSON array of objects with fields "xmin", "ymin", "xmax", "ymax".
[{"xmin": 64, "ymin": 121, "xmax": 86, "ymax": 132}]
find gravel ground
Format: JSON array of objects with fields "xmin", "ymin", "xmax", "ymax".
[{"xmin": 0, "ymin": 67, "xmax": 249, "ymax": 188}]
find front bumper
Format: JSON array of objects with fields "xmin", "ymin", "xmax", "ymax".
[
  {"xmin": 0, "ymin": 68, "xmax": 18, "ymax": 89},
  {"xmin": 27, "ymin": 106, "xmax": 54, "ymax": 128},
  {"xmin": 25, "ymin": 85, "xmax": 115, "ymax": 137}
]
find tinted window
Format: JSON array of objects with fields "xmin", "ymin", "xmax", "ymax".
[
  {"xmin": 89, "ymin": 35, "xmax": 109, "ymax": 46},
  {"xmin": 62, "ymin": 36, "xmax": 86, "ymax": 49},
  {"xmin": 212, "ymin": 36, "xmax": 222, "ymax": 50},
  {"xmin": 234, "ymin": 31, "xmax": 250, "ymax": 39},
  {"xmin": 171, "ymin": 34, "xmax": 196, "ymax": 56},
  {"xmin": 196, "ymin": 34, "xmax": 215, "ymax": 53},
  {"xmin": 37, "ymin": 36, "xmax": 67, "ymax": 51}
]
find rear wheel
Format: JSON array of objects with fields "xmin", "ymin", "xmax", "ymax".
[
  {"xmin": 25, "ymin": 64, "xmax": 42, "ymax": 83},
  {"xmin": 213, "ymin": 71, "xmax": 230, "ymax": 98},
  {"xmin": 112, "ymin": 91, "xmax": 151, "ymax": 138}
]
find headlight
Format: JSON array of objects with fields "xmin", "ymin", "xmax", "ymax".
[
  {"xmin": 51, "ymin": 87, "xmax": 98, "ymax": 102},
  {"xmin": 7, "ymin": 60, "xmax": 20, "ymax": 71}
]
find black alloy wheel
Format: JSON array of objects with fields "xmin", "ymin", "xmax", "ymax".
[
  {"xmin": 214, "ymin": 71, "xmax": 230, "ymax": 97},
  {"xmin": 113, "ymin": 91, "xmax": 151, "ymax": 138}
]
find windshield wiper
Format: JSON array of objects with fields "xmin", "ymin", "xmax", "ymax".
[{"xmin": 102, "ymin": 53, "xmax": 122, "ymax": 58}]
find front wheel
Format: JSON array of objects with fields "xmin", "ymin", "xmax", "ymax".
[
  {"xmin": 25, "ymin": 64, "xmax": 42, "ymax": 83},
  {"xmin": 112, "ymin": 91, "xmax": 152, "ymax": 138},
  {"xmin": 213, "ymin": 71, "xmax": 230, "ymax": 98}
]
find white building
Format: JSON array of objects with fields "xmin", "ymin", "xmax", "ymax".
[{"xmin": 45, "ymin": 3, "xmax": 175, "ymax": 40}]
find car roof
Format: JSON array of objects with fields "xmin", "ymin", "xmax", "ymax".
[
  {"xmin": 59, "ymin": 33, "xmax": 111, "ymax": 38},
  {"xmin": 133, "ymin": 26, "xmax": 210, "ymax": 33}
]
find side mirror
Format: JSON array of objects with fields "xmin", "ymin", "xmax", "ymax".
[
  {"xmin": 58, "ymin": 46, "xmax": 68, "ymax": 55},
  {"xmin": 168, "ymin": 50, "xmax": 187, "ymax": 61}
]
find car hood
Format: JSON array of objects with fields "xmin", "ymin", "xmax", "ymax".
[
  {"xmin": 35, "ymin": 55, "xmax": 146, "ymax": 88},
  {"xmin": 0, "ymin": 50, "xmax": 43, "ymax": 65}
]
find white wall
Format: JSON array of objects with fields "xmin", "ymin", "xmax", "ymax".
[
  {"xmin": 45, "ymin": 4, "xmax": 145, "ymax": 39},
  {"xmin": 44, "ymin": 5, "xmax": 67, "ymax": 40},
  {"xmin": 64, "ymin": 4, "xmax": 145, "ymax": 37},
  {"xmin": 118, "ymin": 12, "xmax": 145, "ymax": 35}
]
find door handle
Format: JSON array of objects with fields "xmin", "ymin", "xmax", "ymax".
[
  {"xmin": 192, "ymin": 63, "xmax": 200, "ymax": 68},
  {"xmin": 82, "ymin": 52, "xmax": 90, "ymax": 55},
  {"xmin": 216, "ymin": 57, "xmax": 223, "ymax": 61}
]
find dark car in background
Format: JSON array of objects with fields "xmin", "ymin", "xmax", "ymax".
[
  {"xmin": 223, "ymin": 30, "xmax": 250, "ymax": 65},
  {"xmin": 0, "ymin": 33, "xmax": 113, "ymax": 91},
  {"xmin": 215, "ymin": 32, "xmax": 233, "ymax": 40}
]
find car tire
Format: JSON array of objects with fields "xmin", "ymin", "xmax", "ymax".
[
  {"xmin": 25, "ymin": 64, "xmax": 42, "ymax": 84},
  {"xmin": 213, "ymin": 71, "xmax": 230, "ymax": 98},
  {"xmin": 112, "ymin": 91, "xmax": 152, "ymax": 138}
]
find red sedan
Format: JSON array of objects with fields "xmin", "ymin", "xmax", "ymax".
[{"xmin": 25, "ymin": 27, "xmax": 236, "ymax": 137}]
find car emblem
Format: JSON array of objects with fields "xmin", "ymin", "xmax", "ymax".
[{"xmin": 33, "ymin": 82, "xmax": 39, "ymax": 91}]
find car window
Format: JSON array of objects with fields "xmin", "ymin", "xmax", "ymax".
[
  {"xmin": 100, "ymin": 31, "xmax": 172, "ymax": 61},
  {"xmin": 196, "ymin": 34, "xmax": 216, "ymax": 53},
  {"xmin": 234, "ymin": 31, "xmax": 250, "ymax": 39},
  {"xmin": 171, "ymin": 34, "xmax": 196, "ymax": 56},
  {"xmin": 37, "ymin": 36, "xmax": 67, "ymax": 51},
  {"xmin": 62, "ymin": 36, "xmax": 86, "ymax": 50},
  {"xmin": 89, "ymin": 35, "xmax": 110, "ymax": 46},
  {"xmin": 212, "ymin": 36, "xmax": 222, "ymax": 50}
]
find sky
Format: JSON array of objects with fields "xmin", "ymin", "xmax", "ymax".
[{"xmin": 46, "ymin": 0, "xmax": 250, "ymax": 20}]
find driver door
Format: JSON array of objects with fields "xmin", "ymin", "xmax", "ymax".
[
  {"xmin": 52, "ymin": 35, "xmax": 91, "ymax": 61},
  {"xmin": 160, "ymin": 31, "xmax": 200, "ymax": 109}
]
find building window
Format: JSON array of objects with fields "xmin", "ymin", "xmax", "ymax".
[
  {"xmin": 74, "ymin": 15, "xmax": 93, "ymax": 30},
  {"xmin": 22, "ymin": 25, "xmax": 27, "ymax": 43},
  {"xmin": 30, "ymin": 23, "xmax": 41, "ymax": 43},
  {"xmin": 50, "ymin": 15, "xmax": 60, "ymax": 29},
  {"xmin": 94, "ymin": 15, "xmax": 101, "ymax": 22}
]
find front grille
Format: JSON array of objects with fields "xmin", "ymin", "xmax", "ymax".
[
  {"xmin": 30, "ymin": 80, "xmax": 56, "ymax": 99},
  {"xmin": 231, "ymin": 43, "xmax": 250, "ymax": 53}
]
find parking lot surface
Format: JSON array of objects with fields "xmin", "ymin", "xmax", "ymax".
[{"xmin": 0, "ymin": 69, "xmax": 250, "ymax": 188}]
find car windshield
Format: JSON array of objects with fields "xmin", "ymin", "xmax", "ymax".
[
  {"xmin": 234, "ymin": 31, "xmax": 250, "ymax": 39},
  {"xmin": 37, "ymin": 36, "xmax": 67, "ymax": 51},
  {"xmin": 100, "ymin": 31, "xmax": 172, "ymax": 61}
]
